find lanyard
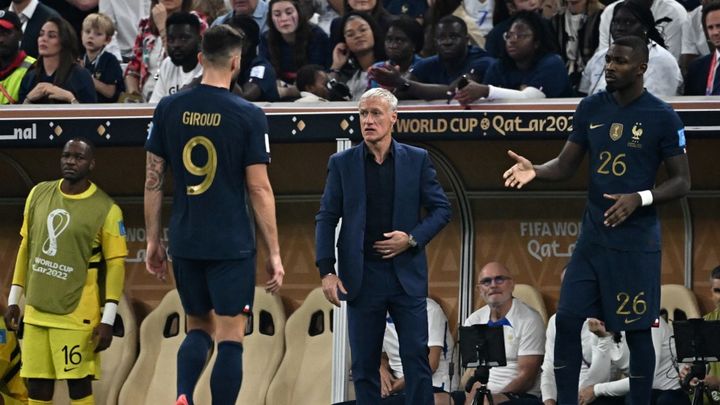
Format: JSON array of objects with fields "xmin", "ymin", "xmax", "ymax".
[{"xmin": 705, "ymin": 52, "xmax": 719, "ymax": 96}]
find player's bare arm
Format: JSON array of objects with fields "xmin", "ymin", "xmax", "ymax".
[
  {"xmin": 504, "ymin": 141, "xmax": 586, "ymax": 188},
  {"xmin": 603, "ymin": 154, "xmax": 690, "ymax": 227},
  {"xmin": 246, "ymin": 163, "xmax": 285, "ymax": 293},
  {"xmin": 144, "ymin": 151, "xmax": 168, "ymax": 281}
]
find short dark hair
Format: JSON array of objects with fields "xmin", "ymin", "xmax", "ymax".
[
  {"xmin": 166, "ymin": 11, "xmax": 202, "ymax": 33},
  {"xmin": 436, "ymin": 14, "xmax": 468, "ymax": 36},
  {"xmin": 227, "ymin": 14, "xmax": 260, "ymax": 48},
  {"xmin": 66, "ymin": 137, "xmax": 95, "ymax": 157},
  {"xmin": 712, "ymin": 265, "xmax": 720, "ymax": 280},
  {"xmin": 498, "ymin": 11, "xmax": 556, "ymax": 68},
  {"xmin": 702, "ymin": 0, "xmax": 720, "ymax": 30},
  {"xmin": 202, "ymin": 24, "xmax": 244, "ymax": 65},
  {"xmin": 387, "ymin": 15, "xmax": 424, "ymax": 53},
  {"xmin": 296, "ymin": 64, "xmax": 324, "ymax": 92},
  {"xmin": 612, "ymin": 35, "xmax": 649, "ymax": 64}
]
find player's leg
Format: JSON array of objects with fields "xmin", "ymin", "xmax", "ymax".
[
  {"xmin": 67, "ymin": 376, "xmax": 94, "ymax": 404},
  {"xmin": 20, "ymin": 324, "xmax": 55, "ymax": 404},
  {"xmin": 555, "ymin": 241, "xmax": 602, "ymax": 405},
  {"xmin": 173, "ymin": 258, "xmax": 215, "ymax": 405},
  {"xmin": 599, "ymin": 250, "xmax": 661, "ymax": 405},
  {"xmin": 388, "ymin": 292, "xmax": 433, "ymax": 405},
  {"xmin": 347, "ymin": 260, "xmax": 393, "ymax": 404},
  {"xmin": 206, "ymin": 257, "xmax": 256, "ymax": 405}
]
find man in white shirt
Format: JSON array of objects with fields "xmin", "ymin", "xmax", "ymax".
[
  {"xmin": 149, "ymin": 11, "xmax": 203, "ymax": 103},
  {"xmin": 462, "ymin": 262, "xmax": 545, "ymax": 405},
  {"xmin": 6, "ymin": 0, "xmax": 59, "ymax": 58},
  {"xmin": 597, "ymin": 0, "xmax": 687, "ymax": 60},
  {"xmin": 99, "ymin": 0, "xmax": 150, "ymax": 61},
  {"xmin": 380, "ymin": 298, "xmax": 455, "ymax": 404}
]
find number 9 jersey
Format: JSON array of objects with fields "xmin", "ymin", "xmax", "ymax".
[
  {"xmin": 568, "ymin": 90, "xmax": 686, "ymax": 252},
  {"xmin": 145, "ymin": 84, "xmax": 271, "ymax": 260}
]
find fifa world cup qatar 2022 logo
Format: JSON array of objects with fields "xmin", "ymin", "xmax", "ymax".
[{"xmin": 42, "ymin": 209, "xmax": 70, "ymax": 257}]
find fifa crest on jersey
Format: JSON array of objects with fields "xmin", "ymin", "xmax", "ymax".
[
  {"xmin": 42, "ymin": 209, "xmax": 70, "ymax": 257},
  {"xmin": 609, "ymin": 123, "xmax": 623, "ymax": 141}
]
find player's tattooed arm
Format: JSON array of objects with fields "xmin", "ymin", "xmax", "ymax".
[{"xmin": 145, "ymin": 152, "xmax": 167, "ymax": 191}]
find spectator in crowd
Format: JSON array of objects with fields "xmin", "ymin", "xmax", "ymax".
[
  {"xmin": 260, "ymin": 0, "xmax": 330, "ymax": 98},
  {"xmin": 579, "ymin": 0, "xmax": 682, "ymax": 96},
  {"xmin": 579, "ymin": 317, "xmax": 689, "ymax": 405},
  {"xmin": 328, "ymin": 12, "xmax": 384, "ymax": 100},
  {"xmin": 192, "ymin": 0, "xmax": 228, "ymax": 24},
  {"xmin": 384, "ymin": 0, "xmax": 428, "ymax": 19},
  {"xmin": 124, "ymin": 0, "xmax": 207, "ymax": 102},
  {"xmin": 0, "ymin": 10, "xmax": 35, "ymax": 104},
  {"xmin": 19, "ymin": 16, "xmax": 97, "ymax": 103},
  {"xmin": 229, "ymin": 14, "xmax": 280, "ymax": 101},
  {"xmin": 329, "ymin": 0, "xmax": 395, "ymax": 47},
  {"xmin": 456, "ymin": 261, "xmax": 545, "ymax": 405},
  {"xmin": 294, "ymin": 63, "xmax": 330, "ymax": 101},
  {"xmin": 99, "ymin": 0, "xmax": 150, "ymax": 61},
  {"xmin": 81, "ymin": 13, "xmax": 124, "ymax": 102},
  {"xmin": 548, "ymin": 0, "xmax": 603, "ymax": 94},
  {"xmin": 5, "ymin": 0, "xmax": 59, "ymax": 58},
  {"xmin": 212, "ymin": 0, "xmax": 269, "ymax": 32},
  {"xmin": 679, "ymin": 265, "xmax": 720, "ymax": 401},
  {"xmin": 368, "ymin": 15, "xmax": 423, "ymax": 88},
  {"xmin": 370, "ymin": 15, "xmax": 493, "ymax": 100},
  {"xmin": 454, "ymin": 11, "xmax": 571, "ymax": 103},
  {"xmin": 684, "ymin": 0, "xmax": 720, "ymax": 95},
  {"xmin": 596, "ymin": 0, "xmax": 687, "ymax": 59},
  {"xmin": 39, "ymin": 0, "xmax": 99, "ymax": 55},
  {"xmin": 680, "ymin": 0, "xmax": 712, "ymax": 74},
  {"xmin": 149, "ymin": 11, "xmax": 202, "ymax": 102},
  {"xmin": 543, "ymin": 316, "xmax": 628, "ymax": 405},
  {"xmin": 484, "ymin": 0, "xmax": 542, "ymax": 57},
  {"xmin": 308, "ymin": 0, "xmax": 341, "ymax": 35}
]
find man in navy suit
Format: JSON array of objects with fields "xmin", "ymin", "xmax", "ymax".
[
  {"xmin": 685, "ymin": 1, "xmax": 720, "ymax": 95},
  {"xmin": 316, "ymin": 88, "xmax": 452, "ymax": 405}
]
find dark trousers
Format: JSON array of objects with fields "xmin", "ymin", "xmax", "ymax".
[{"xmin": 347, "ymin": 260, "xmax": 433, "ymax": 405}]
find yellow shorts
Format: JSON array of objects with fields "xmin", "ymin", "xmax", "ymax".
[{"xmin": 20, "ymin": 324, "xmax": 100, "ymax": 380}]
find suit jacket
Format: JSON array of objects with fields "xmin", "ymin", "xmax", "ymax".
[
  {"xmin": 11, "ymin": 2, "xmax": 60, "ymax": 58},
  {"xmin": 685, "ymin": 54, "xmax": 712, "ymax": 96},
  {"xmin": 315, "ymin": 140, "xmax": 451, "ymax": 301}
]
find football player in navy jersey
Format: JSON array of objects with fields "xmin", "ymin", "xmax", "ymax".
[
  {"xmin": 143, "ymin": 24, "xmax": 285, "ymax": 405},
  {"xmin": 502, "ymin": 35, "xmax": 690, "ymax": 405}
]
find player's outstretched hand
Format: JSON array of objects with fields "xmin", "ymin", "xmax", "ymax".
[
  {"xmin": 265, "ymin": 255, "xmax": 285, "ymax": 294},
  {"xmin": 146, "ymin": 240, "xmax": 168, "ymax": 282},
  {"xmin": 503, "ymin": 150, "xmax": 536, "ymax": 189},
  {"xmin": 4, "ymin": 305, "xmax": 20, "ymax": 331},
  {"xmin": 93, "ymin": 323, "xmax": 113, "ymax": 352},
  {"xmin": 603, "ymin": 193, "xmax": 641, "ymax": 227},
  {"xmin": 321, "ymin": 274, "xmax": 347, "ymax": 307}
]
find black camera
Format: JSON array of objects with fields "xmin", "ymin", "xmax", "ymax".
[{"xmin": 326, "ymin": 79, "xmax": 351, "ymax": 102}]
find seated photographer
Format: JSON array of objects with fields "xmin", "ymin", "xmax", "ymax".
[
  {"xmin": 457, "ymin": 262, "xmax": 545, "ymax": 405},
  {"xmin": 679, "ymin": 265, "xmax": 720, "ymax": 403},
  {"xmin": 580, "ymin": 317, "xmax": 689, "ymax": 405}
]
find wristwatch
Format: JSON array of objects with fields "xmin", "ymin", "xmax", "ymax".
[{"xmin": 407, "ymin": 234, "xmax": 418, "ymax": 248}]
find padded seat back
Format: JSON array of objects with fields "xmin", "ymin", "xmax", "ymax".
[
  {"xmin": 660, "ymin": 284, "xmax": 700, "ymax": 322},
  {"xmin": 513, "ymin": 284, "xmax": 548, "ymax": 325}
]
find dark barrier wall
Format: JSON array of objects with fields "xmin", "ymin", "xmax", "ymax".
[{"xmin": 1, "ymin": 99, "xmax": 719, "ymax": 321}]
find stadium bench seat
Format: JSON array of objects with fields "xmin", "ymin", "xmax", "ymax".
[
  {"xmin": 660, "ymin": 284, "xmax": 700, "ymax": 322},
  {"xmin": 265, "ymin": 287, "xmax": 334, "ymax": 405}
]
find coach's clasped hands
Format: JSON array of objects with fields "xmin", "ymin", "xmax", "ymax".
[
  {"xmin": 603, "ymin": 193, "xmax": 641, "ymax": 227},
  {"xmin": 373, "ymin": 231, "xmax": 411, "ymax": 259}
]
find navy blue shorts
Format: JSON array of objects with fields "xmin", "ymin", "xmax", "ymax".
[
  {"xmin": 172, "ymin": 256, "xmax": 256, "ymax": 317},
  {"xmin": 557, "ymin": 239, "xmax": 660, "ymax": 331}
]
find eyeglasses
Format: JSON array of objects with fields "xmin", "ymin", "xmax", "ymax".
[
  {"xmin": 503, "ymin": 32, "xmax": 532, "ymax": 41},
  {"xmin": 477, "ymin": 275, "xmax": 511, "ymax": 287}
]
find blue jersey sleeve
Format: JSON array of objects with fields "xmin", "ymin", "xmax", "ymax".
[
  {"xmin": 524, "ymin": 54, "xmax": 571, "ymax": 97},
  {"xmin": 482, "ymin": 60, "xmax": 502, "ymax": 85},
  {"xmin": 249, "ymin": 59, "xmax": 280, "ymax": 101},
  {"xmin": 568, "ymin": 97, "xmax": 590, "ymax": 147},
  {"xmin": 244, "ymin": 106, "xmax": 271, "ymax": 167},
  {"xmin": 409, "ymin": 56, "xmax": 435, "ymax": 83},
  {"xmin": 658, "ymin": 108, "xmax": 686, "ymax": 158},
  {"xmin": 97, "ymin": 53, "xmax": 124, "ymax": 87},
  {"xmin": 70, "ymin": 66, "xmax": 98, "ymax": 103},
  {"xmin": 145, "ymin": 100, "xmax": 167, "ymax": 158}
]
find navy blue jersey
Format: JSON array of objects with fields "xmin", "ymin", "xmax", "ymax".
[
  {"xmin": 145, "ymin": 84, "xmax": 271, "ymax": 260},
  {"xmin": 410, "ymin": 46, "xmax": 495, "ymax": 85},
  {"xmin": 19, "ymin": 64, "xmax": 97, "ymax": 103},
  {"xmin": 483, "ymin": 53, "xmax": 572, "ymax": 97},
  {"xmin": 259, "ymin": 25, "xmax": 331, "ymax": 82},
  {"xmin": 83, "ymin": 50, "xmax": 125, "ymax": 103},
  {"xmin": 569, "ymin": 90, "xmax": 686, "ymax": 252},
  {"xmin": 238, "ymin": 56, "xmax": 280, "ymax": 101}
]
